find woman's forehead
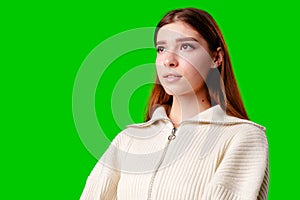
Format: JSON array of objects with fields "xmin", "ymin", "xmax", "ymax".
[{"xmin": 157, "ymin": 22, "xmax": 204, "ymax": 44}]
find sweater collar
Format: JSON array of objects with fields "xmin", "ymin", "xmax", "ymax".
[
  {"xmin": 126, "ymin": 104, "xmax": 265, "ymax": 131},
  {"xmin": 150, "ymin": 104, "xmax": 226, "ymax": 122}
]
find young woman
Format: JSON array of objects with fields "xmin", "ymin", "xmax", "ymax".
[{"xmin": 81, "ymin": 8, "xmax": 269, "ymax": 200}]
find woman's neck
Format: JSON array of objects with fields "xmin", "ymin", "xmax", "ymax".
[{"xmin": 169, "ymin": 91, "xmax": 211, "ymax": 127}]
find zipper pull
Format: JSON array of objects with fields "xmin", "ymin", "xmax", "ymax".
[{"xmin": 168, "ymin": 127, "xmax": 177, "ymax": 141}]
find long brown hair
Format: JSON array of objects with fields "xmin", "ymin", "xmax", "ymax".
[{"xmin": 145, "ymin": 8, "xmax": 249, "ymax": 121}]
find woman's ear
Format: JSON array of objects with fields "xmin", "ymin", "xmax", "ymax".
[{"xmin": 211, "ymin": 47, "xmax": 224, "ymax": 68}]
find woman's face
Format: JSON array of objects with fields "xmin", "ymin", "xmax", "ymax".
[{"xmin": 155, "ymin": 21, "xmax": 214, "ymax": 96}]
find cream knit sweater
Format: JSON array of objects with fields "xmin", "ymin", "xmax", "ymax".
[{"xmin": 80, "ymin": 105, "xmax": 269, "ymax": 200}]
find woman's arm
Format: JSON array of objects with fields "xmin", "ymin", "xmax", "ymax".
[
  {"xmin": 80, "ymin": 132, "xmax": 127, "ymax": 200},
  {"xmin": 80, "ymin": 161, "xmax": 119, "ymax": 200},
  {"xmin": 202, "ymin": 126, "xmax": 269, "ymax": 200}
]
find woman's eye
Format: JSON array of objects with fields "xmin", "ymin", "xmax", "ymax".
[
  {"xmin": 156, "ymin": 46, "xmax": 166, "ymax": 53},
  {"xmin": 180, "ymin": 43, "xmax": 195, "ymax": 51}
]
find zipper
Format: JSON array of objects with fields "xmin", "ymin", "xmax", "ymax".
[{"xmin": 147, "ymin": 127, "xmax": 177, "ymax": 200}]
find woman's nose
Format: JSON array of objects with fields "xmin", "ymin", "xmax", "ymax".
[{"xmin": 163, "ymin": 51, "xmax": 179, "ymax": 68}]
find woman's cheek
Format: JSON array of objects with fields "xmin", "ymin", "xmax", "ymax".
[
  {"xmin": 155, "ymin": 55, "xmax": 164, "ymax": 79},
  {"xmin": 155, "ymin": 55, "xmax": 164, "ymax": 65},
  {"xmin": 189, "ymin": 53, "xmax": 212, "ymax": 71}
]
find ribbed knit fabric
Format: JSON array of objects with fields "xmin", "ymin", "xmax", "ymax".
[{"xmin": 80, "ymin": 104, "xmax": 269, "ymax": 200}]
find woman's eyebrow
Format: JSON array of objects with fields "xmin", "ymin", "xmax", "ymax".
[
  {"xmin": 176, "ymin": 37, "xmax": 199, "ymax": 43},
  {"xmin": 156, "ymin": 37, "xmax": 199, "ymax": 45},
  {"xmin": 156, "ymin": 41, "xmax": 167, "ymax": 45}
]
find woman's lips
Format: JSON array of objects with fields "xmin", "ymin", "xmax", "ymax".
[{"xmin": 163, "ymin": 73, "xmax": 183, "ymax": 82}]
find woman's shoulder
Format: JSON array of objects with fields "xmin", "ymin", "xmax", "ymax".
[
  {"xmin": 223, "ymin": 114, "xmax": 266, "ymax": 132},
  {"xmin": 219, "ymin": 114, "xmax": 268, "ymax": 147}
]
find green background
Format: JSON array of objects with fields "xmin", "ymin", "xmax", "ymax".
[{"xmin": 1, "ymin": 0, "xmax": 299, "ymax": 199}]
